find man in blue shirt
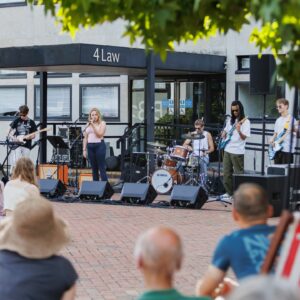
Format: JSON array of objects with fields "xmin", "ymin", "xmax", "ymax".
[{"xmin": 196, "ymin": 183, "xmax": 275, "ymax": 297}]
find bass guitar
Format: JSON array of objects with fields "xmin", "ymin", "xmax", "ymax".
[{"xmin": 218, "ymin": 117, "xmax": 248, "ymax": 150}]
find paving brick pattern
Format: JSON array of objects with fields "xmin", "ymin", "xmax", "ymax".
[{"xmin": 52, "ymin": 197, "xmax": 240, "ymax": 300}]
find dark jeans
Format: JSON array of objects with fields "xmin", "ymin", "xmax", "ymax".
[
  {"xmin": 274, "ymin": 151, "xmax": 294, "ymax": 164},
  {"xmin": 87, "ymin": 141, "xmax": 108, "ymax": 181}
]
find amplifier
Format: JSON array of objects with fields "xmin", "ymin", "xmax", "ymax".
[
  {"xmin": 38, "ymin": 164, "xmax": 68, "ymax": 185},
  {"xmin": 78, "ymin": 173, "xmax": 93, "ymax": 188}
]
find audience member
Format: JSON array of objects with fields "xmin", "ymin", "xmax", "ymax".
[
  {"xmin": 196, "ymin": 183, "xmax": 275, "ymax": 297},
  {"xmin": 227, "ymin": 275, "xmax": 299, "ymax": 300},
  {"xmin": 3, "ymin": 157, "xmax": 39, "ymax": 216},
  {"xmin": 134, "ymin": 226, "xmax": 211, "ymax": 300},
  {"xmin": 0, "ymin": 191, "xmax": 77, "ymax": 300}
]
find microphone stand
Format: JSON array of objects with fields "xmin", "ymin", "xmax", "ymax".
[
  {"xmin": 69, "ymin": 122, "xmax": 89, "ymax": 195},
  {"xmin": 207, "ymin": 115, "xmax": 231, "ymax": 206}
]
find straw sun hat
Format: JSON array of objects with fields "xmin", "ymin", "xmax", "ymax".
[{"xmin": 0, "ymin": 191, "xmax": 70, "ymax": 259}]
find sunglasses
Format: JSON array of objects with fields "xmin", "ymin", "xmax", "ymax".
[{"xmin": 232, "ymin": 109, "xmax": 239, "ymax": 112}]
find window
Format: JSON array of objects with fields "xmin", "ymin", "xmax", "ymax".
[
  {"xmin": 80, "ymin": 85, "xmax": 120, "ymax": 120},
  {"xmin": 35, "ymin": 85, "xmax": 71, "ymax": 120},
  {"xmin": 0, "ymin": 86, "xmax": 26, "ymax": 118},
  {"xmin": 237, "ymin": 56, "xmax": 250, "ymax": 73},
  {"xmin": 236, "ymin": 81, "xmax": 285, "ymax": 119},
  {"xmin": 0, "ymin": 0, "xmax": 26, "ymax": 6},
  {"xmin": 0, "ymin": 69, "xmax": 26, "ymax": 78}
]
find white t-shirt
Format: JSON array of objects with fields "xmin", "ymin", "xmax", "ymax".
[
  {"xmin": 192, "ymin": 131, "xmax": 209, "ymax": 158},
  {"xmin": 3, "ymin": 179, "xmax": 40, "ymax": 212},
  {"xmin": 224, "ymin": 118, "xmax": 251, "ymax": 155},
  {"xmin": 274, "ymin": 115, "xmax": 297, "ymax": 153}
]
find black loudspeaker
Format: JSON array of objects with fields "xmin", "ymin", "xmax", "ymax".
[
  {"xmin": 39, "ymin": 179, "xmax": 66, "ymax": 198},
  {"xmin": 78, "ymin": 181, "xmax": 114, "ymax": 201},
  {"xmin": 250, "ymin": 54, "xmax": 276, "ymax": 95},
  {"xmin": 170, "ymin": 185, "xmax": 208, "ymax": 209},
  {"xmin": 120, "ymin": 183, "xmax": 157, "ymax": 205},
  {"xmin": 233, "ymin": 174, "xmax": 288, "ymax": 217}
]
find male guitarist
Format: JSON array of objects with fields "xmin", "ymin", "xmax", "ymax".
[
  {"xmin": 269, "ymin": 98, "xmax": 297, "ymax": 164},
  {"xmin": 220, "ymin": 100, "xmax": 251, "ymax": 201},
  {"xmin": 8, "ymin": 105, "xmax": 37, "ymax": 171}
]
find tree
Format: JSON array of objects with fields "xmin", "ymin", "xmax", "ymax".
[{"xmin": 30, "ymin": 0, "xmax": 300, "ymax": 87}]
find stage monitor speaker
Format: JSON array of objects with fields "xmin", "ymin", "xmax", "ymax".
[
  {"xmin": 120, "ymin": 183, "xmax": 157, "ymax": 205},
  {"xmin": 250, "ymin": 54, "xmax": 276, "ymax": 95},
  {"xmin": 78, "ymin": 181, "xmax": 114, "ymax": 201},
  {"xmin": 170, "ymin": 185, "xmax": 208, "ymax": 209},
  {"xmin": 39, "ymin": 179, "xmax": 66, "ymax": 198},
  {"xmin": 233, "ymin": 174, "xmax": 287, "ymax": 217}
]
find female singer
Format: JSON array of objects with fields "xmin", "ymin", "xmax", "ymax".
[{"xmin": 83, "ymin": 108, "xmax": 108, "ymax": 181}]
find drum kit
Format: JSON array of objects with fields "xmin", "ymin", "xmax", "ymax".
[{"xmin": 144, "ymin": 134, "xmax": 208, "ymax": 194}]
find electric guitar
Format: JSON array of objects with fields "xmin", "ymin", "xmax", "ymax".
[
  {"xmin": 268, "ymin": 117, "xmax": 291, "ymax": 160},
  {"xmin": 16, "ymin": 127, "xmax": 51, "ymax": 143},
  {"xmin": 218, "ymin": 117, "xmax": 248, "ymax": 150},
  {"xmin": 8, "ymin": 128, "xmax": 51, "ymax": 150}
]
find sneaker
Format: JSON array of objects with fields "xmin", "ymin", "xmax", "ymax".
[{"xmin": 220, "ymin": 193, "xmax": 230, "ymax": 199}]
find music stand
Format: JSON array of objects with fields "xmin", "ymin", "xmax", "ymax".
[{"xmin": 47, "ymin": 136, "xmax": 69, "ymax": 183}]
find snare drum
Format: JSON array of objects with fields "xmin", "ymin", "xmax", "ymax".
[
  {"xmin": 163, "ymin": 155, "xmax": 177, "ymax": 168},
  {"xmin": 170, "ymin": 146, "xmax": 189, "ymax": 161},
  {"xmin": 151, "ymin": 169, "xmax": 182, "ymax": 194}
]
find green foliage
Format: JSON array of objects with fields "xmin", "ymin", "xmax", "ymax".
[{"xmin": 28, "ymin": 0, "xmax": 300, "ymax": 87}]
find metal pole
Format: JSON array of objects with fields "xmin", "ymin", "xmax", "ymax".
[
  {"xmin": 261, "ymin": 94, "xmax": 266, "ymax": 175},
  {"xmin": 39, "ymin": 72, "xmax": 47, "ymax": 164}
]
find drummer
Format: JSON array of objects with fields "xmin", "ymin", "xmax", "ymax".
[{"xmin": 183, "ymin": 118, "xmax": 214, "ymax": 183}]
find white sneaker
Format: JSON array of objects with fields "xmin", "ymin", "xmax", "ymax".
[{"xmin": 221, "ymin": 193, "xmax": 230, "ymax": 199}]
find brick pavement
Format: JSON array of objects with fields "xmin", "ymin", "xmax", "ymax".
[{"xmin": 52, "ymin": 195, "xmax": 240, "ymax": 300}]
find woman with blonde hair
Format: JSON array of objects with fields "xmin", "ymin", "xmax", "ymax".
[
  {"xmin": 3, "ymin": 157, "xmax": 39, "ymax": 216},
  {"xmin": 83, "ymin": 108, "xmax": 108, "ymax": 181}
]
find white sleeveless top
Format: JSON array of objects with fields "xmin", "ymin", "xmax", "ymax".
[{"xmin": 192, "ymin": 131, "xmax": 209, "ymax": 157}]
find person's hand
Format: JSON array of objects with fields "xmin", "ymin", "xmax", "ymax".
[
  {"xmin": 212, "ymin": 277, "xmax": 239, "ymax": 297},
  {"xmin": 236, "ymin": 122, "xmax": 241, "ymax": 133},
  {"xmin": 83, "ymin": 149, "xmax": 87, "ymax": 158}
]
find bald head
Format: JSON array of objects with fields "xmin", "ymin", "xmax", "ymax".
[
  {"xmin": 233, "ymin": 183, "xmax": 270, "ymax": 221},
  {"xmin": 134, "ymin": 227, "xmax": 183, "ymax": 275}
]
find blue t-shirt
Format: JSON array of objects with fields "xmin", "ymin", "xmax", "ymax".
[
  {"xmin": 212, "ymin": 224, "xmax": 275, "ymax": 279},
  {"xmin": 0, "ymin": 250, "xmax": 78, "ymax": 300}
]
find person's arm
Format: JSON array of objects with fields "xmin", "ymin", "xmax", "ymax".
[
  {"xmin": 83, "ymin": 127, "xmax": 88, "ymax": 159},
  {"xmin": 183, "ymin": 139, "xmax": 192, "ymax": 151},
  {"xmin": 235, "ymin": 122, "xmax": 247, "ymax": 140},
  {"xmin": 61, "ymin": 284, "xmax": 76, "ymax": 300},
  {"xmin": 91, "ymin": 121, "xmax": 106, "ymax": 138},
  {"xmin": 206, "ymin": 132, "xmax": 215, "ymax": 154},
  {"xmin": 196, "ymin": 265, "xmax": 226, "ymax": 296}
]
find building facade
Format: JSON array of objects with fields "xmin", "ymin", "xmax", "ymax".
[{"xmin": 0, "ymin": 2, "xmax": 298, "ymax": 172}]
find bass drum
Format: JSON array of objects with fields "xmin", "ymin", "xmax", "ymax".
[{"xmin": 151, "ymin": 169, "xmax": 182, "ymax": 194}]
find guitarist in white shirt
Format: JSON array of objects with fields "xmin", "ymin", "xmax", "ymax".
[
  {"xmin": 221, "ymin": 101, "xmax": 251, "ymax": 200},
  {"xmin": 8, "ymin": 105, "xmax": 37, "ymax": 172},
  {"xmin": 269, "ymin": 98, "xmax": 297, "ymax": 164}
]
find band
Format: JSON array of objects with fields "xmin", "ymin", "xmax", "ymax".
[{"xmin": 3, "ymin": 98, "xmax": 298, "ymax": 198}]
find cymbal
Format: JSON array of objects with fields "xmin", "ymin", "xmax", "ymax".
[
  {"xmin": 182, "ymin": 133, "xmax": 205, "ymax": 140},
  {"xmin": 147, "ymin": 141, "xmax": 166, "ymax": 148},
  {"xmin": 154, "ymin": 148, "xmax": 166, "ymax": 154}
]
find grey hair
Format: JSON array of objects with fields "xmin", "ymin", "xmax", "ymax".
[
  {"xmin": 233, "ymin": 183, "xmax": 269, "ymax": 221},
  {"xmin": 134, "ymin": 227, "xmax": 183, "ymax": 275},
  {"xmin": 227, "ymin": 275, "xmax": 300, "ymax": 300}
]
